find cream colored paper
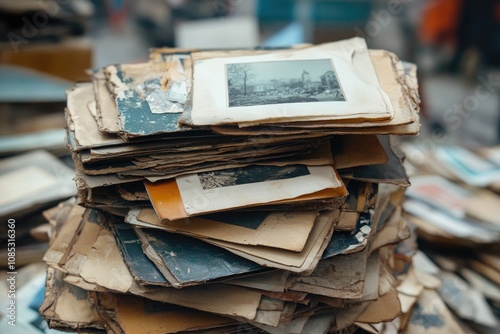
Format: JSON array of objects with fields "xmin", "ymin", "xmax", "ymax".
[
  {"xmin": 176, "ymin": 165, "xmax": 342, "ymax": 216},
  {"xmin": 130, "ymin": 207, "xmax": 318, "ymax": 252},
  {"xmin": 190, "ymin": 38, "xmax": 394, "ymax": 126}
]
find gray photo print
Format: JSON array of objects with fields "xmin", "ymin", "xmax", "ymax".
[{"xmin": 226, "ymin": 59, "xmax": 345, "ymax": 107}]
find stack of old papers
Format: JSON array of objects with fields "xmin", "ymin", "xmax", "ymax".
[
  {"xmin": 0, "ymin": 150, "xmax": 76, "ymax": 267},
  {"xmin": 400, "ymin": 143, "xmax": 500, "ymax": 333},
  {"xmin": 41, "ymin": 38, "xmax": 422, "ymax": 333},
  {"xmin": 403, "ymin": 144, "xmax": 500, "ymax": 245}
]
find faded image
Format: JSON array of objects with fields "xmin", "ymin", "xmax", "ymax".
[
  {"xmin": 198, "ymin": 165, "xmax": 310, "ymax": 190},
  {"xmin": 226, "ymin": 59, "xmax": 345, "ymax": 107}
]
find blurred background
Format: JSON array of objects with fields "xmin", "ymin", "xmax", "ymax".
[{"xmin": 1, "ymin": 0, "xmax": 500, "ymax": 147}]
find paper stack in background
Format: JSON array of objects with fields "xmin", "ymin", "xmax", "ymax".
[
  {"xmin": 0, "ymin": 0, "xmax": 92, "ymax": 158},
  {"xmin": 0, "ymin": 151, "xmax": 76, "ymax": 268},
  {"xmin": 40, "ymin": 38, "xmax": 425, "ymax": 333},
  {"xmin": 400, "ymin": 143, "xmax": 500, "ymax": 332}
]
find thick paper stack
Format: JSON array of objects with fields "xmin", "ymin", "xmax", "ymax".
[
  {"xmin": 399, "ymin": 144, "xmax": 500, "ymax": 332},
  {"xmin": 41, "ymin": 38, "xmax": 422, "ymax": 333}
]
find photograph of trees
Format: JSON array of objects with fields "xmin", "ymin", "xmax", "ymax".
[{"xmin": 226, "ymin": 59, "xmax": 345, "ymax": 107}]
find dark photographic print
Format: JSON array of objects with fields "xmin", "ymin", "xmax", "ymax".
[
  {"xmin": 226, "ymin": 59, "xmax": 345, "ymax": 107},
  {"xmin": 198, "ymin": 165, "xmax": 310, "ymax": 190},
  {"xmin": 204, "ymin": 211, "xmax": 270, "ymax": 230}
]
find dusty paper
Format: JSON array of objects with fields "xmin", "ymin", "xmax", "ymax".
[
  {"xmin": 239, "ymin": 49, "xmax": 417, "ymax": 129},
  {"xmin": 104, "ymin": 61, "xmax": 191, "ymax": 138},
  {"xmin": 134, "ymin": 226, "xmax": 262, "ymax": 287},
  {"xmin": 91, "ymin": 71, "xmax": 121, "ymax": 133},
  {"xmin": 332, "ymin": 135, "xmax": 388, "ymax": 170},
  {"xmin": 190, "ymin": 38, "xmax": 394, "ymax": 126},
  {"xmin": 175, "ymin": 165, "xmax": 343, "ymax": 215},
  {"xmin": 130, "ymin": 208, "xmax": 318, "ymax": 252},
  {"xmin": 97, "ymin": 293, "xmax": 235, "ymax": 334},
  {"xmin": 51, "ymin": 210, "xmax": 268, "ymax": 321},
  {"xmin": 39, "ymin": 268, "xmax": 105, "ymax": 331},
  {"xmin": 202, "ymin": 210, "xmax": 339, "ymax": 273},
  {"xmin": 289, "ymin": 248, "xmax": 369, "ymax": 299},
  {"xmin": 66, "ymin": 83, "xmax": 124, "ymax": 150}
]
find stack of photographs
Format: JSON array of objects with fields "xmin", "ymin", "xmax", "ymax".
[{"xmin": 41, "ymin": 38, "xmax": 424, "ymax": 333}]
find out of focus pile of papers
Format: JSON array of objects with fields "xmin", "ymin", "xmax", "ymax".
[
  {"xmin": 0, "ymin": 151, "xmax": 76, "ymax": 268},
  {"xmin": 40, "ymin": 38, "xmax": 424, "ymax": 333},
  {"xmin": 0, "ymin": 0, "xmax": 93, "ymax": 86},
  {"xmin": 0, "ymin": 0, "xmax": 94, "ymax": 156},
  {"xmin": 402, "ymin": 143, "xmax": 500, "ymax": 333}
]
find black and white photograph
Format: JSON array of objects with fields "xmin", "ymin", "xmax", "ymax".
[
  {"xmin": 176, "ymin": 164, "xmax": 342, "ymax": 215},
  {"xmin": 198, "ymin": 165, "xmax": 311, "ymax": 190},
  {"xmin": 226, "ymin": 59, "xmax": 345, "ymax": 107},
  {"xmin": 191, "ymin": 39, "xmax": 394, "ymax": 125}
]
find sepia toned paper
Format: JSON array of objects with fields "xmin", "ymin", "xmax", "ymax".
[
  {"xmin": 96, "ymin": 293, "xmax": 236, "ymax": 334},
  {"xmin": 190, "ymin": 38, "xmax": 394, "ymax": 126},
  {"xmin": 91, "ymin": 70, "xmax": 121, "ymax": 133},
  {"xmin": 129, "ymin": 207, "xmax": 318, "ymax": 252},
  {"xmin": 66, "ymin": 83, "xmax": 124, "ymax": 150},
  {"xmin": 237, "ymin": 49, "xmax": 418, "ymax": 130},
  {"xmin": 200, "ymin": 210, "xmax": 339, "ymax": 273},
  {"xmin": 175, "ymin": 165, "xmax": 343, "ymax": 216},
  {"xmin": 39, "ymin": 268, "xmax": 105, "ymax": 332},
  {"xmin": 146, "ymin": 164, "xmax": 346, "ymax": 220}
]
